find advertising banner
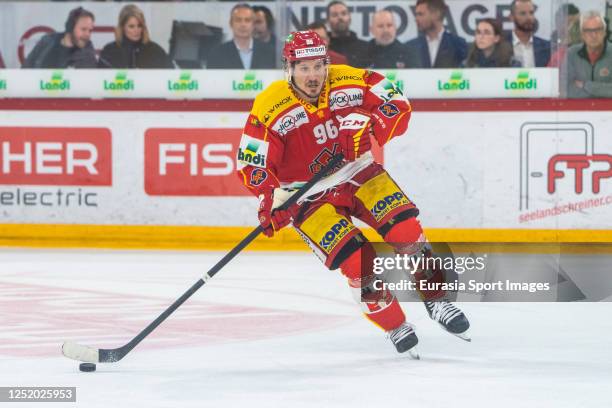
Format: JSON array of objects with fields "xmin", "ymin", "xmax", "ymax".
[
  {"xmin": 0, "ymin": 106, "xmax": 610, "ymax": 230},
  {"xmin": 0, "ymin": 68, "xmax": 559, "ymax": 99}
]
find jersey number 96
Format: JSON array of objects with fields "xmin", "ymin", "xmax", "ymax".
[{"xmin": 313, "ymin": 120, "xmax": 339, "ymax": 145}]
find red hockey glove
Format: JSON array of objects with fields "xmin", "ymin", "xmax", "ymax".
[
  {"xmin": 338, "ymin": 111, "xmax": 372, "ymax": 162},
  {"xmin": 258, "ymin": 189, "xmax": 292, "ymax": 238}
]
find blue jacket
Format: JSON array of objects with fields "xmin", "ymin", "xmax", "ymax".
[
  {"xmin": 405, "ymin": 31, "xmax": 468, "ymax": 68},
  {"xmin": 504, "ymin": 32, "xmax": 551, "ymax": 67}
]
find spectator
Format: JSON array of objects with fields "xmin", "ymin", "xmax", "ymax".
[
  {"xmin": 567, "ymin": 11, "xmax": 612, "ymax": 98},
  {"xmin": 464, "ymin": 18, "xmax": 518, "ymax": 68},
  {"xmin": 98, "ymin": 5, "xmax": 174, "ymax": 69},
  {"xmin": 22, "ymin": 7, "xmax": 97, "ymax": 68},
  {"xmin": 305, "ymin": 21, "xmax": 348, "ymax": 65},
  {"xmin": 367, "ymin": 9, "xmax": 419, "ymax": 68},
  {"xmin": 405, "ymin": 0, "xmax": 467, "ymax": 68},
  {"xmin": 252, "ymin": 5, "xmax": 276, "ymax": 46},
  {"xmin": 548, "ymin": 3, "xmax": 581, "ymax": 67},
  {"xmin": 326, "ymin": 1, "xmax": 369, "ymax": 67},
  {"xmin": 207, "ymin": 3, "xmax": 275, "ymax": 69},
  {"xmin": 505, "ymin": 0, "xmax": 550, "ymax": 67}
]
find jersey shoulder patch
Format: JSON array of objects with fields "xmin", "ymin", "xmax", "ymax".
[{"xmin": 252, "ymin": 81, "xmax": 300, "ymax": 126}]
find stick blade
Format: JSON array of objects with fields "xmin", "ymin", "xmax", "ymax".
[{"xmin": 62, "ymin": 341, "xmax": 100, "ymax": 363}]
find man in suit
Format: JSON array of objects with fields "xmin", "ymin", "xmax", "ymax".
[
  {"xmin": 207, "ymin": 3, "xmax": 275, "ymax": 69},
  {"xmin": 405, "ymin": 0, "xmax": 467, "ymax": 68},
  {"xmin": 505, "ymin": 0, "xmax": 550, "ymax": 67}
]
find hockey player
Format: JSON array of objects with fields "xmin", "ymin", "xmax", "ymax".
[{"xmin": 236, "ymin": 31, "xmax": 470, "ymax": 354}]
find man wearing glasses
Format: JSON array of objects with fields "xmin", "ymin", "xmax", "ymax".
[{"xmin": 567, "ymin": 10, "xmax": 612, "ymax": 98}]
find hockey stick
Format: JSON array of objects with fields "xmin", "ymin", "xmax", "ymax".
[{"xmin": 62, "ymin": 153, "xmax": 345, "ymax": 364}]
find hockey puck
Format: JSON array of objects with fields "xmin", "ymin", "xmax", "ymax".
[{"xmin": 79, "ymin": 363, "xmax": 96, "ymax": 372}]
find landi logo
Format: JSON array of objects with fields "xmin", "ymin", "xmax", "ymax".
[
  {"xmin": 505, "ymin": 71, "xmax": 537, "ymax": 91},
  {"xmin": 437, "ymin": 71, "xmax": 470, "ymax": 92},
  {"xmin": 232, "ymin": 72, "xmax": 263, "ymax": 92},
  {"xmin": 144, "ymin": 128, "xmax": 249, "ymax": 196},
  {"xmin": 0, "ymin": 78, "xmax": 6, "ymax": 90},
  {"xmin": 40, "ymin": 71, "xmax": 70, "ymax": 91},
  {"xmin": 237, "ymin": 139, "xmax": 267, "ymax": 168},
  {"xmin": 0, "ymin": 127, "xmax": 112, "ymax": 186},
  {"xmin": 104, "ymin": 71, "xmax": 134, "ymax": 91},
  {"xmin": 168, "ymin": 72, "xmax": 199, "ymax": 92},
  {"xmin": 519, "ymin": 122, "xmax": 611, "ymax": 211},
  {"xmin": 385, "ymin": 72, "xmax": 404, "ymax": 93}
]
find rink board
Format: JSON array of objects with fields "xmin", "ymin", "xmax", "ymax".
[{"xmin": 1, "ymin": 98, "xmax": 611, "ymax": 248}]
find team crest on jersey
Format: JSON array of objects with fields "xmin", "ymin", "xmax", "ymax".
[
  {"xmin": 329, "ymin": 88, "xmax": 364, "ymax": 111},
  {"xmin": 378, "ymin": 103, "xmax": 400, "ymax": 118},
  {"xmin": 250, "ymin": 168, "xmax": 268, "ymax": 186},
  {"xmin": 237, "ymin": 134, "xmax": 269, "ymax": 170},
  {"xmin": 271, "ymin": 106, "xmax": 309, "ymax": 136},
  {"xmin": 308, "ymin": 145, "xmax": 342, "ymax": 174}
]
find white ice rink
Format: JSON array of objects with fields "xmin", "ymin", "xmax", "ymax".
[{"xmin": 1, "ymin": 248, "xmax": 611, "ymax": 408}]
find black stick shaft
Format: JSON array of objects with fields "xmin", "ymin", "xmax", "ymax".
[{"xmin": 101, "ymin": 154, "xmax": 344, "ymax": 362}]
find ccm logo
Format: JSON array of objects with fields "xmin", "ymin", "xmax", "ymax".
[
  {"xmin": 145, "ymin": 128, "xmax": 249, "ymax": 196},
  {"xmin": 339, "ymin": 113, "xmax": 369, "ymax": 130},
  {"xmin": 0, "ymin": 127, "xmax": 112, "ymax": 186}
]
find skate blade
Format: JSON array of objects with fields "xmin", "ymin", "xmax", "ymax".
[
  {"xmin": 407, "ymin": 346, "xmax": 420, "ymax": 360},
  {"xmin": 436, "ymin": 322, "xmax": 472, "ymax": 342},
  {"xmin": 452, "ymin": 331, "xmax": 471, "ymax": 342}
]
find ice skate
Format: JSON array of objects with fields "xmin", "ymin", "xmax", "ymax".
[
  {"xmin": 424, "ymin": 300, "xmax": 471, "ymax": 342},
  {"xmin": 388, "ymin": 322, "xmax": 420, "ymax": 359}
]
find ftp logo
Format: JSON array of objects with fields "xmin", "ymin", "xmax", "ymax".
[{"xmin": 548, "ymin": 154, "xmax": 612, "ymax": 194}]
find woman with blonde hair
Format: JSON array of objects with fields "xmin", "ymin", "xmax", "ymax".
[{"xmin": 99, "ymin": 4, "xmax": 173, "ymax": 68}]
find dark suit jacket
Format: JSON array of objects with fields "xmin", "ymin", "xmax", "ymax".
[
  {"xmin": 504, "ymin": 32, "xmax": 551, "ymax": 67},
  {"xmin": 206, "ymin": 39, "xmax": 275, "ymax": 69},
  {"xmin": 367, "ymin": 39, "xmax": 421, "ymax": 69},
  {"xmin": 405, "ymin": 31, "xmax": 468, "ymax": 68}
]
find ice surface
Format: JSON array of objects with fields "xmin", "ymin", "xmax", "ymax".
[{"xmin": 1, "ymin": 248, "xmax": 611, "ymax": 408}]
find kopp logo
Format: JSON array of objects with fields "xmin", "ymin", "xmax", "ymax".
[{"xmin": 319, "ymin": 218, "xmax": 352, "ymax": 252}]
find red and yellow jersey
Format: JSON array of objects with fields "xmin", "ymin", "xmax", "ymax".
[{"xmin": 236, "ymin": 64, "xmax": 412, "ymax": 197}]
